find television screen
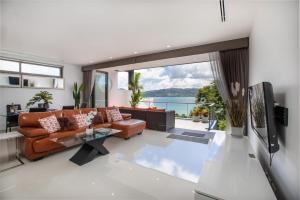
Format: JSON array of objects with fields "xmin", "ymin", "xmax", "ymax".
[
  {"xmin": 249, "ymin": 82, "xmax": 279, "ymax": 153},
  {"xmin": 8, "ymin": 76, "xmax": 20, "ymax": 85}
]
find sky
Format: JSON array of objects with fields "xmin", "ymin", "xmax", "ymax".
[{"xmin": 118, "ymin": 62, "xmax": 213, "ymax": 91}]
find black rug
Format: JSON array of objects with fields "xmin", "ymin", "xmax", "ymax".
[{"xmin": 182, "ymin": 132, "xmax": 205, "ymax": 138}]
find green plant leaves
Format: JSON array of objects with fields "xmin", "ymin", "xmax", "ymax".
[
  {"xmin": 26, "ymin": 91, "xmax": 53, "ymax": 108},
  {"xmin": 129, "ymin": 72, "xmax": 143, "ymax": 107}
]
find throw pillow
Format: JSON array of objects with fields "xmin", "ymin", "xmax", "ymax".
[
  {"xmin": 73, "ymin": 114, "xmax": 89, "ymax": 128},
  {"xmin": 106, "ymin": 107, "xmax": 120, "ymax": 122},
  {"xmin": 57, "ymin": 117, "xmax": 78, "ymax": 131},
  {"xmin": 66, "ymin": 117, "xmax": 79, "ymax": 130},
  {"xmin": 107, "ymin": 109, "xmax": 123, "ymax": 122},
  {"xmin": 92, "ymin": 112, "xmax": 104, "ymax": 125},
  {"xmin": 38, "ymin": 115, "xmax": 61, "ymax": 133}
]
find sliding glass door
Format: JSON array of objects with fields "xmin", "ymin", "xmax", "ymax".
[{"xmin": 93, "ymin": 71, "xmax": 108, "ymax": 107}]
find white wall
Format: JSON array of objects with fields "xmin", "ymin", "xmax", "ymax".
[
  {"xmin": 106, "ymin": 70, "xmax": 131, "ymax": 107},
  {"xmin": 249, "ymin": 2, "xmax": 299, "ymax": 200},
  {"xmin": 0, "ymin": 64, "xmax": 82, "ymax": 131}
]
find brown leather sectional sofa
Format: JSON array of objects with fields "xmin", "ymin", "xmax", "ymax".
[{"xmin": 18, "ymin": 108, "xmax": 146, "ymax": 160}]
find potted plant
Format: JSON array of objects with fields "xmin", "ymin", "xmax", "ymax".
[
  {"xmin": 26, "ymin": 91, "xmax": 53, "ymax": 108},
  {"xmin": 129, "ymin": 72, "xmax": 143, "ymax": 108},
  {"xmin": 201, "ymin": 108, "xmax": 209, "ymax": 123},
  {"xmin": 190, "ymin": 107, "xmax": 201, "ymax": 122},
  {"xmin": 73, "ymin": 82, "xmax": 84, "ymax": 109},
  {"xmin": 227, "ymin": 82, "xmax": 247, "ymax": 137}
]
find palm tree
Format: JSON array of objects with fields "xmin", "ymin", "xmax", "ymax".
[{"xmin": 129, "ymin": 72, "xmax": 143, "ymax": 108}]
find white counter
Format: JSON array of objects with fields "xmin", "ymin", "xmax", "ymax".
[{"xmin": 194, "ymin": 132, "xmax": 276, "ymax": 200}]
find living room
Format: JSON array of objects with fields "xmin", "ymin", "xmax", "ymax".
[{"xmin": 0, "ymin": 1, "xmax": 299, "ymax": 200}]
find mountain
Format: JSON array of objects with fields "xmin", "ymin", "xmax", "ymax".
[{"xmin": 143, "ymin": 88, "xmax": 198, "ymax": 97}]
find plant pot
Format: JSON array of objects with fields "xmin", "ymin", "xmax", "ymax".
[
  {"xmin": 43, "ymin": 103, "xmax": 49, "ymax": 109},
  {"xmin": 192, "ymin": 115, "xmax": 201, "ymax": 122},
  {"xmin": 201, "ymin": 116, "xmax": 209, "ymax": 123},
  {"xmin": 86, "ymin": 128, "xmax": 94, "ymax": 135},
  {"xmin": 231, "ymin": 127, "xmax": 244, "ymax": 137}
]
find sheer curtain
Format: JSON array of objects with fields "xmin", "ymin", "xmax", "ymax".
[
  {"xmin": 209, "ymin": 52, "xmax": 230, "ymax": 102},
  {"xmin": 83, "ymin": 70, "xmax": 95, "ymax": 107}
]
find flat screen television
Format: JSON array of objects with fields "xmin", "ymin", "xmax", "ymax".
[
  {"xmin": 8, "ymin": 76, "xmax": 20, "ymax": 85},
  {"xmin": 249, "ymin": 82, "xmax": 279, "ymax": 153}
]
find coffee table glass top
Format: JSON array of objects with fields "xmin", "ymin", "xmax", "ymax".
[
  {"xmin": 51, "ymin": 128, "xmax": 122, "ymax": 147},
  {"xmin": 81, "ymin": 128, "xmax": 122, "ymax": 142}
]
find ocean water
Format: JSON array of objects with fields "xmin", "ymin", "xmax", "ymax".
[{"xmin": 140, "ymin": 97, "xmax": 197, "ymax": 116}]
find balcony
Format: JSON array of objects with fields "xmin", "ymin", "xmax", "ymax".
[{"xmin": 138, "ymin": 100, "xmax": 218, "ymax": 132}]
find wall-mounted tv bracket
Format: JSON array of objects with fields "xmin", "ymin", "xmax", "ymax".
[{"xmin": 274, "ymin": 103, "xmax": 288, "ymax": 126}]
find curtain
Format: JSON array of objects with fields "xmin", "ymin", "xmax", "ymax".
[
  {"xmin": 219, "ymin": 48, "xmax": 249, "ymax": 102},
  {"xmin": 83, "ymin": 70, "xmax": 95, "ymax": 107},
  {"xmin": 209, "ymin": 48, "xmax": 249, "ymax": 134},
  {"xmin": 209, "ymin": 52, "xmax": 230, "ymax": 103}
]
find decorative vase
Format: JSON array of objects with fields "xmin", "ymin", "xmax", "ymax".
[
  {"xmin": 231, "ymin": 127, "xmax": 244, "ymax": 137},
  {"xmin": 192, "ymin": 115, "xmax": 201, "ymax": 122},
  {"xmin": 86, "ymin": 128, "xmax": 94, "ymax": 135}
]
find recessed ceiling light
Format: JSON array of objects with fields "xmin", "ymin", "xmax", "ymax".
[
  {"xmin": 89, "ymin": 61, "xmax": 94, "ymax": 63},
  {"xmin": 133, "ymin": 51, "xmax": 138, "ymax": 54},
  {"xmin": 166, "ymin": 45, "xmax": 171, "ymax": 48},
  {"xmin": 109, "ymin": 57, "xmax": 113, "ymax": 59}
]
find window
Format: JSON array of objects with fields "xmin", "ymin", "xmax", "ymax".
[
  {"xmin": 0, "ymin": 59, "xmax": 20, "ymax": 72},
  {"xmin": 0, "ymin": 58, "xmax": 64, "ymax": 89},
  {"xmin": 118, "ymin": 71, "xmax": 128, "ymax": 90},
  {"xmin": 21, "ymin": 63, "xmax": 62, "ymax": 77}
]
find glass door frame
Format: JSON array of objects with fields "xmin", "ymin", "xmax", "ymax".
[{"xmin": 92, "ymin": 71, "xmax": 108, "ymax": 107}]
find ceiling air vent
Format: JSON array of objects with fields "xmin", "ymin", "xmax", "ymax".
[{"xmin": 219, "ymin": 0, "xmax": 226, "ymax": 22}]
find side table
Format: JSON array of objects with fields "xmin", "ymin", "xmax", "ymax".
[{"xmin": 0, "ymin": 131, "xmax": 24, "ymax": 172}]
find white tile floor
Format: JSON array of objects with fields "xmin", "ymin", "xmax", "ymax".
[{"xmin": 0, "ymin": 120, "xmax": 223, "ymax": 200}]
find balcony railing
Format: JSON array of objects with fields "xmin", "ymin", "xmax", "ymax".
[{"xmin": 139, "ymin": 100, "xmax": 197, "ymax": 118}]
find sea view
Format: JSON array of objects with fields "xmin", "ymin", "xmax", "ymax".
[{"xmin": 140, "ymin": 97, "xmax": 197, "ymax": 116}]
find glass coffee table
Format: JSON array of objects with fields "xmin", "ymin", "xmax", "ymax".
[{"xmin": 52, "ymin": 128, "xmax": 122, "ymax": 166}]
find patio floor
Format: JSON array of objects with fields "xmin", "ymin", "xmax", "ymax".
[{"xmin": 175, "ymin": 118, "xmax": 209, "ymax": 131}]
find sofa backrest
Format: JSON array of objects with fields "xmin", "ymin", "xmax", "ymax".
[
  {"xmin": 19, "ymin": 107, "xmax": 119, "ymax": 128},
  {"xmin": 19, "ymin": 110, "xmax": 63, "ymax": 128},
  {"xmin": 80, "ymin": 108, "xmax": 97, "ymax": 114}
]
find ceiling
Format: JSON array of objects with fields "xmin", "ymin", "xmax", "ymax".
[{"xmin": 0, "ymin": 0, "xmax": 258, "ymax": 66}]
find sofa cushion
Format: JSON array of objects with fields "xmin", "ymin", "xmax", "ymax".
[
  {"xmin": 80, "ymin": 108, "xmax": 97, "ymax": 114},
  {"xmin": 111, "ymin": 119, "xmax": 146, "ymax": 138},
  {"xmin": 33, "ymin": 128, "xmax": 85, "ymax": 153},
  {"xmin": 63, "ymin": 109, "xmax": 81, "ymax": 118},
  {"xmin": 38, "ymin": 115, "xmax": 61, "ymax": 133},
  {"xmin": 73, "ymin": 114, "xmax": 89, "ymax": 128},
  {"xmin": 111, "ymin": 119, "xmax": 146, "ymax": 130},
  {"xmin": 92, "ymin": 123, "xmax": 112, "ymax": 129},
  {"xmin": 18, "ymin": 127, "xmax": 50, "ymax": 138},
  {"xmin": 121, "ymin": 113, "xmax": 132, "ymax": 120},
  {"xmin": 19, "ymin": 112, "xmax": 54, "ymax": 128}
]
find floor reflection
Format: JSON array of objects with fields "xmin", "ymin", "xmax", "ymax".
[{"xmin": 132, "ymin": 134, "xmax": 225, "ymax": 183}]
